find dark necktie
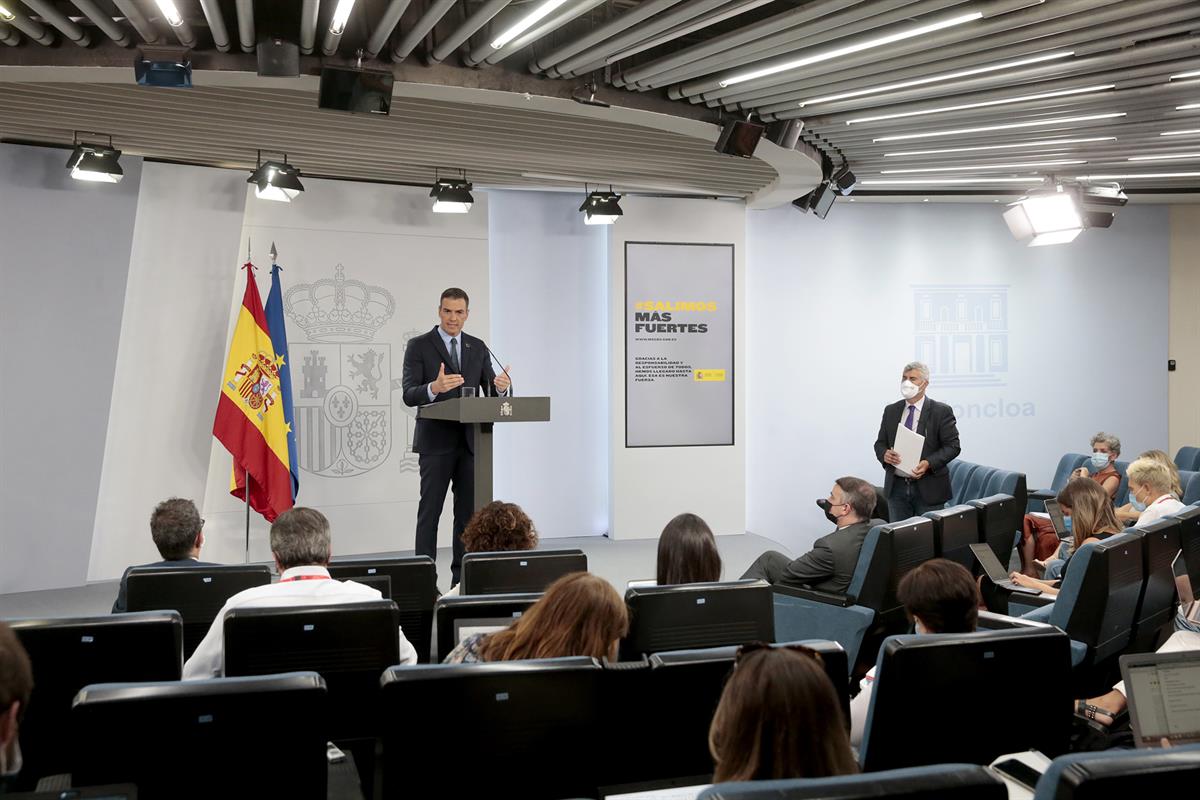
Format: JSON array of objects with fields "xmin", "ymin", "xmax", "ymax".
[
  {"xmin": 449, "ymin": 337, "xmax": 461, "ymax": 374},
  {"xmin": 905, "ymin": 404, "xmax": 916, "ymax": 430}
]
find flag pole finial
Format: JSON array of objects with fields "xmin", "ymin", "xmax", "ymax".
[{"xmin": 270, "ymin": 241, "xmax": 279, "ymax": 267}]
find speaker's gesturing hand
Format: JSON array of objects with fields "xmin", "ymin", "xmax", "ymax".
[{"xmin": 431, "ymin": 363, "xmax": 464, "ymax": 395}]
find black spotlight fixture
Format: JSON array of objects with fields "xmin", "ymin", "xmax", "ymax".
[
  {"xmin": 830, "ymin": 163, "xmax": 857, "ymax": 195},
  {"xmin": 134, "ymin": 46, "xmax": 193, "ymax": 87},
  {"xmin": 579, "ymin": 186, "xmax": 623, "ymax": 225},
  {"xmin": 715, "ymin": 116, "xmax": 766, "ymax": 158},
  {"xmin": 430, "ymin": 171, "xmax": 474, "ymax": 214},
  {"xmin": 247, "ymin": 151, "xmax": 304, "ymax": 202},
  {"xmin": 66, "ymin": 133, "xmax": 124, "ymax": 183}
]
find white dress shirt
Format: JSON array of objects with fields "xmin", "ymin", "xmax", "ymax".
[
  {"xmin": 1134, "ymin": 494, "xmax": 1186, "ymax": 528},
  {"xmin": 182, "ymin": 565, "xmax": 419, "ymax": 679}
]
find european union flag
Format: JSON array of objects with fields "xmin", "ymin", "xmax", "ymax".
[{"xmin": 265, "ymin": 261, "xmax": 300, "ymax": 501}]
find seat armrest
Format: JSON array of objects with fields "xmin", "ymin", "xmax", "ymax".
[
  {"xmin": 771, "ymin": 585, "xmax": 854, "ymax": 607},
  {"xmin": 977, "ymin": 609, "xmax": 1056, "ymax": 630}
]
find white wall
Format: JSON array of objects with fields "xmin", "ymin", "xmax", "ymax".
[
  {"xmin": 608, "ymin": 196, "xmax": 747, "ymax": 540},
  {"xmin": 490, "ymin": 190, "xmax": 609, "ymax": 538},
  {"xmin": 746, "ymin": 201, "xmax": 1170, "ymax": 554},
  {"xmin": 1169, "ymin": 206, "xmax": 1200, "ymax": 453}
]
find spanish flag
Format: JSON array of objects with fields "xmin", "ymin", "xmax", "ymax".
[{"xmin": 213, "ymin": 262, "xmax": 295, "ymax": 522}]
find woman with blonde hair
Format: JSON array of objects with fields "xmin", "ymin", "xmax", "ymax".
[
  {"xmin": 1123, "ymin": 455, "xmax": 1185, "ymax": 527},
  {"xmin": 1010, "ymin": 477, "xmax": 1122, "ymax": 595},
  {"xmin": 443, "ymin": 572, "xmax": 628, "ymax": 663},
  {"xmin": 708, "ymin": 645, "xmax": 857, "ymax": 783}
]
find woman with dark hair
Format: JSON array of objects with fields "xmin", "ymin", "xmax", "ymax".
[
  {"xmin": 849, "ymin": 558, "xmax": 980, "ymax": 746},
  {"xmin": 656, "ymin": 513, "xmax": 722, "ymax": 585},
  {"xmin": 443, "ymin": 500, "xmax": 539, "ymax": 597},
  {"xmin": 709, "ymin": 645, "xmax": 857, "ymax": 782},
  {"xmin": 443, "ymin": 572, "xmax": 628, "ymax": 663}
]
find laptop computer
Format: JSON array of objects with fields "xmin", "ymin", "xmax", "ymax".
[
  {"xmin": 970, "ymin": 543, "xmax": 1041, "ymax": 595},
  {"xmin": 1119, "ymin": 650, "xmax": 1200, "ymax": 747},
  {"xmin": 1044, "ymin": 499, "xmax": 1070, "ymax": 540}
]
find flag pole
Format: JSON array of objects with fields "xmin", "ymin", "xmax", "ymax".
[{"xmin": 244, "ymin": 236, "xmax": 252, "ymax": 563}]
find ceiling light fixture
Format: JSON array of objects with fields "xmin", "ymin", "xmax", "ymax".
[
  {"xmin": 1161, "ymin": 129, "xmax": 1200, "ymax": 137},
  {"xmin": 872, "ymin": 112, "xmax": 1126, "ymax": 142},
  {"xmin": 860, "ymin": 177, "xmax": 1047, "ymax": 185},
  {"xmin": 1170, "ymin": 70, "xmax": 1200, "ymax": 81},
  {"xmin": 884, "ymin": 136, "xmax": 1115, "ymax": 157},
  {"xmin": 847, "ymin": 84, "xmax": 1114, "ymax": 125},
  {"xmin": 153, "ymin": 0, "xmax": 184, "ymax": 27},
  {"xmin": 0, "ymin": 4, "xmax": 14, "ymax": 22},
  {"xmin": 1127, "ymin": 152, "xmax": 1200, "ymax": 162},
  {"xmin": 430, "ymin": 173, "xmax": 474, "ymax": 213},
  {"xmin": 881, "ymin": 159, "xmax": 1086, "ymax": 174},
  {"xmin": 66, "ymin": 133, "xmax": 124, "ymax": 183},
  {"xmin": 1073, "ymin": 171, "xmax": 1200, "ymax": 180},
  {"xmin": 579, "ymin": 186, "xmax": 623, "ymax": 225},
  {"xmin": 1177, "ymin": 103, "xmax": 1200, "ymax": 111},
  {"xmin": 798, "ymin": 51, "xmax": 1074, "ymax": 107},
  {"xmin": 718, "ymin": 11, "xmax": 982, "ymax": 88},
  {"xmin": 1002, "ymin": 185, "xmax": 1083, "ymax": 247},
  {"xmin": 329, "ymin": 0, "xmax": 356, "ymax": 35},
  {"xmin": 247, "ymin": 151, "xmax": 304, "ymax": 202},
  {"xmin": 491, "ymin": 0, "xmax": 572, "ymax": 49}
]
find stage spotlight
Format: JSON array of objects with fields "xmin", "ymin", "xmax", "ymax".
[
  {"xmin": 135, "ymin": 53, "xmax": 192, "ymax": 87},
  {"xmin": 579, "ymin": 188, "xmax": 623, "ymax": 225},
  {"xmin": 830, "ymin": 164, "xmax": 857, "ymax": 195},
  {"xmin": 430, "ymin": 177, "xmax": 474, "ymax": 213},
  {"xmin": 1002, "ymin": 185, "xmax": 1083, "ymax": 247},
  {"xmin": 66, "ymin": 135, "xmax": 123, "ymax": 183},
  {"xmin": 248, "ymin": 152, "xmax": 304, "ymax": 202}
]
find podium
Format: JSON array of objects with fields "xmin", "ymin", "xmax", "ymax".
[{"xmin": 417, "ymin": 396, "xmax": 551, "ymax": 511}]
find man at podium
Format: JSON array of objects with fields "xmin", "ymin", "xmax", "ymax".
[{"xmin": 402, "ymin": 288, "xmax": 511, "ymax": 587}]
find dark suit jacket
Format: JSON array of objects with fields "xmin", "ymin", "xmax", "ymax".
[
  {"xmin": 775, "ymin": 519, "xmax": 878, "ymax": 594},
  {"xmin": 401, "ymin": 326, "xmax": 499, "ymax": 456},
  {"xmin": 874, "ymin": 396, "xmax": 961, "ymax": 505},
  {"xmin": 111, "ymin": 558, "xmax": 220, "ymax": 613}
]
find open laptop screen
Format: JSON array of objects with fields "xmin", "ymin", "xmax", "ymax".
[{"xmin": 1121, "ymin": 651, "xmax": 1200, "ymax": 747}]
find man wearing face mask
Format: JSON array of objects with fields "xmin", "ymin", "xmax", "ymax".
[
  {"xmin": 0, "ymin": 623, "xmax": 32, "ymax": 790},
  {"xmin": 874, "ymin": 361, "xmax": 961, "ymax": 522},
  {"xmin": 741, "ymin": 477, "xmax": 881, "ymax": 594}
]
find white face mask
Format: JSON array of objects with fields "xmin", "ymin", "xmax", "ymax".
[{"xmin": 900, "ymin": 380, "xmax": 920, "ymax": 401}]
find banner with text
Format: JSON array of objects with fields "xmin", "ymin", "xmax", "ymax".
[{"xmin": 626, "ymin": 242, "xmax": 734, "ymax": 447}]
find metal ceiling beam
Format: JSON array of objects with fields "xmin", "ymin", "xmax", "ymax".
[
  {"xmin": 197, "ymin": 0, "xmax": 231, "ymax": 52},
  {"xmin": 465, "ymin": 0, "xmax": 607, "ymax": 67},
  {"xmin": 110, "ymin": 0, "xmax": 159, "ymax": 44},
  {"xmin": 0, "ymin": 21, "xmax": 18, "ymax": 46},
  {"xmin": 528, "ymin": 0, "xmax": 688, "ymax": 74},
  {"xmin": 429, "ymin": 0, "xmax": 511, "ymax": 63},
  {"xmin": 20, "ymin": 0, "xmax": 90, "ymax": 46},
  {"xmin": 365, "ymin": 0, "xmax": 411, "ymax": 59},
  {"xmin": 300, "ymin": 0, "xmax": 319, "ymax": 54},
  {"xmin": 70, "ymin": 0, "xmax": 133, "ymax": 46},
  {"xmin": 0, "ymin": 7, "xmax": 53, "ymax": 46},
  {"xmin": 235, "ymin": 0, "xmax": 255, "ymax": 53},
  {"xmin": 392, "ymin": 0, "xmax": 457, "ymax": 62}
]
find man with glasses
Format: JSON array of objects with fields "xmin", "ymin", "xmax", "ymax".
[
  {"xmin": 111, "ymin": 497, "xmax": 218, "ymax": 613},
  {"xmin": 741, "ymin": 477, "xmax": 880, "ymax": 594}
]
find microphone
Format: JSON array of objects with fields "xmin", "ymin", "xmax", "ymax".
[{"xmin": 481, "ymin": 342, "xmax": 514, "ymax": 397}]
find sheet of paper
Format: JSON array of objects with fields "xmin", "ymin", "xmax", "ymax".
[{"xmin": 894, "ymin": 423, "xmax": 925, "ymax": 477}]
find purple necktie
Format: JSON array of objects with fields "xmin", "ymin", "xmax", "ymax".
[{"xmin": 905, "ymin": 405, "xmax": 916, "ymax": 430}]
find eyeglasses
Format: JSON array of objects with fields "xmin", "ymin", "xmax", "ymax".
[{"xmin": 734, "ymin": 641, "xmax": 824, "ymax": 666}]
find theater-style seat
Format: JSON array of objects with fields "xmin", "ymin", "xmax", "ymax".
[
  {"xmin": 1175, "ymin": 446, "xmax": 1200, "ymax": 473},
  {"xmin": 859, "ymin": 628, "xmax": 1072, "ymax": 772},
  {"xmin": 697, "ymin": 764, "xmax": 1006, "ymax": 800},
  {"xmin": 1113, "ymin": 459, "xmax": 1132, "ymax": 506},
  {"xmin": 1126, "ymin": 518, "xmax": 1182, "ymax": 652},
  {"xmin": 1015, "ymin": 533, "xmax": 1144, "ymax": 692},
  {"xmin": 460, "ymin": 548, "xmax": 587, "ymax": 595},
  {"xmin": 969, "ymin": 493, "xmax": 1021, "ymax": 568},
  {"xmin": 923, "ymin": 504, "xmax": 979, "ymax": 571},
  {"xmin": 1032, "ymin": 743, "xmax": 1200, "ymax": 798},
  {"xmin": 71, "ymin": 672, "xmax": 329, "ymax": 799},
  {"xmin": 774, "ymin": 517, "xmax": 935, "ymax": 676},
  {"xmin": 949, "ymin": 460, "xmax": 1028, "ymax": 517},
  {"xmin": 433, "ymin": 591, "xmax": 541, "ymax": 661},
  {"xmin": 7, "ymin": 611, "xmax": 183, "ymax": 790},
  {"xmin": 1179, "ymin": 469, "xmax": 1200, "ymax": 506},
  {"xmin": 1027, "ymin": 453, "xmax": 1090, "ymax": 512},
  {"xmin": 1171, "ymin": 504, "xmax": 1200, "ymax": 591},
  {"xmin": 620, "ymin": 580, "xmax": 774, "ymax": 660},
  {"xmin": 326, "ymin": 554, "xmax": 437, "ymax": 663}
]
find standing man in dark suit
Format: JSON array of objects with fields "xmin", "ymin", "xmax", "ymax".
[
  {"xmin": 741, "ymin": 477, "xmax": 880, "ymax": 594},
  {"xmin": 874, "ymin": 361, "xmax": 961, "ymax": 521},
  {"xmin": 402, "ymin": 288, "xmax": 511, "ymax": 587},
  {"xmin": 112, "ymin": 498, "xmax": 219, "ymax": 613}
]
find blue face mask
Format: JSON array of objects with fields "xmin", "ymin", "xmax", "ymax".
[
  {"xmin": 1129, "ymin": 491, "xmax": 1148, "ymax": 513},
  {"xmin": 1090, "ymin": 452, "xmax": 1110, "ymax": 471}
]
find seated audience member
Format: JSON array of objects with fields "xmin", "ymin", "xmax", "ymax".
[
  {"xmin": 1018, "ymin": 432, "xmax": 1121, "ymax": 576},
  {"xmin": 1117, "ymin": 453, "xmax": 1185, "ymax": 526},
  {"xmin": 656, "ymin": 512, "xmax": 722, "ymax": 585},
  {"xmin": 443, "ymin": 500, "xmax": 539, "ymax": 597},
  {"xmin": 849, "ymin": 559, "xmax": 980, "ymax": 747},
  {"xmin": 183, "ymin": 507, "xmax": 417, "ymax": 679},
  {"xmin": 0, "ymin": 623, "xmax": 33, "ymax": 788},
  {"xmin": 709, "ymin": 645, "xmax": 857, "ymax": 782},
  {"xmin": 741, "ymin": 477, "xmax": 879, "ymax": 593},
  {"xmin": 112, "ymin": 497, "xmax": 219, "ymax": 613},
  {"xmin": 1076, "ymin": 629, "xmax": 1200, "ymax": 728},
  {"xmin": 1010, "ymin": 478, "xmax": 1122, "ymax": 596},
  {"xmin": 443, "ymin": 573, "xmax": 628, "ymax": 664}
]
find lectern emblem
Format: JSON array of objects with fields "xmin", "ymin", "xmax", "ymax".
[{"xmin": 500, "ymin": 401, "xmax": 513, "ymax": 418}]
